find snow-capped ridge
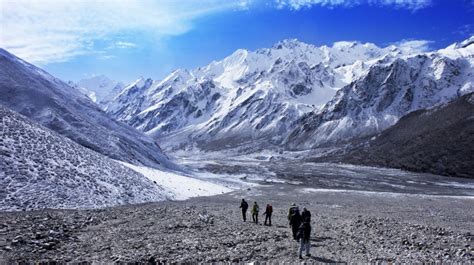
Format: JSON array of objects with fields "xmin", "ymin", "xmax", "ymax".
[
  {"xmin": 460, "ymin": 36, "xmax": 474, "ymax": 48},
  {"xmin": 107, "ymin": 38, "xmax": 473, "ymax": 152},
  {"xmin": 272, "ymin": 38, "xmax": 308, "ymax": 49},
  {"xmin": 286, "ymin": 40, "xmax": 474, "ymax": 149}
]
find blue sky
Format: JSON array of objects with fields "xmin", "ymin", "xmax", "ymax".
[{"xmin": 1, "ymin": 0, "xmax": 473, "ymax": 83}]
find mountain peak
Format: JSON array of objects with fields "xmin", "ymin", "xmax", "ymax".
[
  {"xmin": 332, "ymin": 41, "xmax": 360, "ymax": 49},
  {"xmin": 460, "ymin": 36, "xmax": 474, "ymax": 48},
  {"xmin": 273, "ymin": 38, "xmax": 305, "ymax": 49},
  {"xmin": 132, "ymin": 76, "xmax": 146, "ymax": 87}
]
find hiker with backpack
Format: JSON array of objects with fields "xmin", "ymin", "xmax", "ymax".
[
  {"xmin": 252, "ymin": 201, "xmax": 259, "ymax": 224},
  {"xmin": 301, "ymin": 207, "xmax": 311, "ymax": 222},
  {"xmin": 297, "ymin": 217, "xmax": 312, "ymax": 259},
  {"xmin": 239, "ymin": 199, "xmax": 249, "ymax": 222},
  {"xmin": 263, "ymin": 204, "xmax": 273, "ymax": 226},
  {"xmin": 288, "ymin": 203, "xmax": 302, "ymax": 240}
]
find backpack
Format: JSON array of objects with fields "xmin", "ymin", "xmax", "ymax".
[
  {"xmin": 290, "ymin": 211, "xmax": 301, "ymax": 225},
  {"xmin": 253, "ymin": 204, "xmax": 259, "ymax": 213}
]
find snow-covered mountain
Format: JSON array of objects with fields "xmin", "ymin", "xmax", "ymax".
[
  {"xmin": 0, "ymin": 48, "xmax": 174, "ymax": 169},
  {"xmin": 107, "ymin": 39, "xmax": 425, "ymax": 151},
  {"xmin": 72, "ymin": 75, "xmax": 124, "ymax": 107},
  {"xmin": 286, "ymin": 37, "xmax": 474, "ymax": 149},
  {"xmin": 0, "ymin": 106, "xmax": 169, "ymax": 210}
]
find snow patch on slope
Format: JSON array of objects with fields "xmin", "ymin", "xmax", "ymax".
[{"xmin": 120, "ymin": 162, "xmax": 233, "ymax": 200}]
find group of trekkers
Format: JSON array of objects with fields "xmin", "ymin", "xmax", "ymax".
[{"xmin": 239, "ymin": 199, "xmax": 312, "ymax": 259}]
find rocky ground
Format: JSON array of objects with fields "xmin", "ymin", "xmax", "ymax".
[{"xmin": 0, "ymin": 182, "xmax": 473, "ymax": 263}]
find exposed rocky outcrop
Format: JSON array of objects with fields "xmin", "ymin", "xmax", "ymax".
[{"xmin": 331, "ymin": 93, "xmax": 474, "ymax": 178}]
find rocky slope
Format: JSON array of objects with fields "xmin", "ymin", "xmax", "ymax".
[
  {"xmin": 320, "ymin": 93, "xmax": 474, "ymax": 178},
  {"xmin": 106, "ymin": 39, "xmax": 424, "ymax": 151},
  {"xmin": 0, "ymin": 106, "xmax": 169, "ymax": 211},
  {"xmin": 0, "ymin": 184, "xmax": 472, "ymax": 263},
  {"xmin": 287, "ymin": 37, "xmax": 474, "ymax": 149},
  {"xmin": 0, "ymin": 48, "xmax": 173, "ymax": 169}
]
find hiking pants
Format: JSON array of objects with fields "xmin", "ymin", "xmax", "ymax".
[
  {"xmin": 265, "ymin": 213, "xmax": 272, "ymax": 226},
  {"xmin": 252, "ymin": 212, "xmax": 258, "ymax": 224},
  {"xmin": 242, "ymin": 209, "xmax": 247, "ymax": 221},
  {"xmin": 299, "ymin": 238, "xmax": 310, "ymax": 256},
  {"xmin": 291, "ymin": 225, "xmax": 300, "ymax": 240}
]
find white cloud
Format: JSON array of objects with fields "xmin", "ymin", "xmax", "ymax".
[
  {"xmin": 113, "ymin": 41, "xmax": 138, "ymax": 49},
  {"xmin": 275, "ymin": 0, "xmax": 432, "ymax": 10},
  {"xmin": 0, "ymin": 0, "xmax": 433, "ymax": 65},
  {"xmin": 0, "ymin": 0, "xmax": 249, "ymax": 64},
  {"xmin": 392, "ymin": 39, "xmax": 434, "ymax": 53}
]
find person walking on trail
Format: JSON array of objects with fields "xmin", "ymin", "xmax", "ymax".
[
  {"xmin": 252, "ymin": 202, "xmax": 259, "ymax": 224},
  {"xmin": 240, "ymin": 199, "xmax": 249, "ymax": 222},
  {"xmin": 301, "ymin": 207, "xmax": 311, "ymax": 222},
  {"xmin": 263, "ymin": 204, "xmax": 273, "ymax": 226},
  {"xmin": 288, "ymin": 203, "xmax": 302, "ymax": 240},
  {"xmin": 297, "ymin": 217, "xmax": 312, "ymax": 259}
]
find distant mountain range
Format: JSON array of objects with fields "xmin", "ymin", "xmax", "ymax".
[
  {"xmin": 1, "ymin": 36, "xmax": 472, "ymax": 188},
  {"xmin": 87, "ymin": 37, "xmax": 473, "ymax": 154},
  {"xmin": 287, "ymin": 38, "xmax": 474, "ymax": 149}
]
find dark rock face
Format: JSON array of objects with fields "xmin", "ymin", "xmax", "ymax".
[
  {"xmin": 0, "ymin": 49, "xmax": 172, "ymax": 169},
  {"xmin": 291, "ymin": 83, "xmax": 312, "ymax": 96},
  {"xmin": 333, "ymin": 93, "xmax": 474, "ymax": 178}
]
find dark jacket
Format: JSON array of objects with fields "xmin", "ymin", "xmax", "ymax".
[
  {"xmin": 240, "ymin": 201, "xmax": 248, "ymax": 211},
  {"xmin": 289, "ymin": 211, "xmax": 302, "ymax": 227},
  {"xmin": 302, "ymin": 210, "xmax": 311, "ymax": 222},
  {"xmin": 297, "ymin": 222, "xmax": 311, "ymax": 241},
  {"xmin": 264, "ymin": 205, "xmax": 273, "ymax": 215},
  {"xmin": 288, "ymin": 206, "xmax": 299, "ymax": 221}
]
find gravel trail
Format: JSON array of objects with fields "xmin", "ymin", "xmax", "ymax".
[{"xmin": 0, "ymin": 182, "xmax": 472, "ymax": 263}]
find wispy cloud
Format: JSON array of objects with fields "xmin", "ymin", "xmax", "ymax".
[
  {"xmin": 0, "ymin": 0, "xmax": 433, "ymax": 65},
  {"xmin": 113, "ymin": 41, "xmax": 138, "ymax": 49},
  {"xmin": 274, "ymin": 0, "xmax": 432, "ymax": 10},
  {"xmin": 392, "ymin": 39, "xmax": 434, "ymax": 53},
  {"xmin": 0, "ymin": 0, "xmax": 249, "ymax": 64},
  {"xmin": 456, "ymin": 24, "xmax": 474, "ymax": 37}
]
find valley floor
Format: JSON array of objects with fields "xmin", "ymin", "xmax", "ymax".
[{"xmin": 0, "ymin": 159, "xmax": 473, "ymax": 263}]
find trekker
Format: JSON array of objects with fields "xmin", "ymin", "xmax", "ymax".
[
  {"xmin": 288, "ymin": 203, "xmax": 301, "ymax": 240},
  {"xmin": 297, "ymin": 217, "xmax": 312, "ymax": 259},
  {"xmin": 263, "ymin": 204, "xmax": 273, "ymax": 226},
  {"xmin": 240, "ymin": 199, "xmax": 249, "ymax": 222},
  {"xmin": 301, "ymin": 207, "xmax": 311, "ymax": 222},
  {"xmin": 252, "ymin": 202, "xmax": 259, "ymax": 224}
]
